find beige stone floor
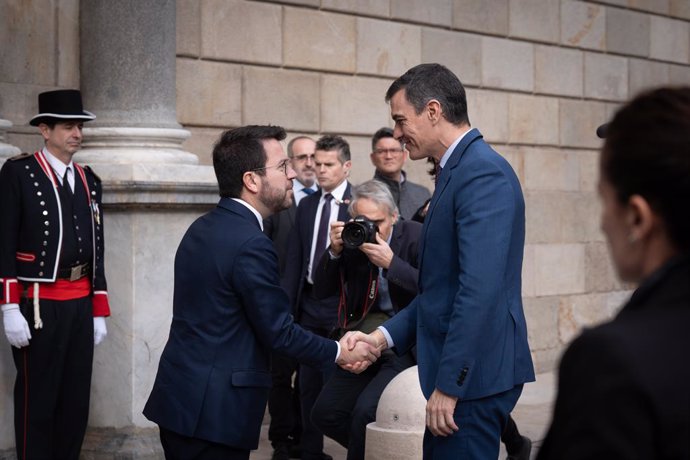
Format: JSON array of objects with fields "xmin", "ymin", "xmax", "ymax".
[{"xmin": 250, "ymin": 372, "xmax": 556, "ymax": 460}]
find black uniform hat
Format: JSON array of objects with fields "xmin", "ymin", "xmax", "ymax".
[{"xmin": 29, "ymin": 89, "xmax": 96, "ymax": 126}]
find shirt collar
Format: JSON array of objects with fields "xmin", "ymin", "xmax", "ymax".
[
  {"xmin": 42, "ymin": 147, "xmax": 74, "ymax": 180},
  {"xmin": 439, "ymin": 129, "xmax": 471, "ymax": 169},
  {"xmin": 231, "ymin": 198, "xmax": 264, "ymax": 231},
  {"xmin": 323, "ymin": 179, "xmax": 348, "ymax": 205}
]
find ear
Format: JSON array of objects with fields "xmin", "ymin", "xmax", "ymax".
[
  {"xmin": 627, "ymin": 194, "xmax": 655, "ymax": 242},
  {"xmin": 343, "ymin": 159, "xmax": 352, "ymax": 174},
  {"xmin": 242, "ymin": 171, "xmax": 260, "ymax": 195},
  {"xmin": 426, "ymin": 99, "xmax": 442, "ymax": 124},
  {"xmin": 392, "ymin": 211, "xmax": 399, "ymax": 224},
  {"xmin": 369, "ymin": 152, "xmax": 376, "ymax": 165},
  {"xmin": 38, "ymin": 124, "xmax": 51, "ymax": 141}
]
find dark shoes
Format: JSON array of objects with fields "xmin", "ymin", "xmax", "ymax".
[
  {"xmin": 272, "ymin": 443, "xmax": 291, "ymax": 460},
  {"xmin": 506, "ymin": 435, "xmax": 532, "ymax": 460}
]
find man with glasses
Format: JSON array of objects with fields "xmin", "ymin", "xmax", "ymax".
[
  {"xmin": 283, "ymin": 135, "xmax": 353, "ymax": 460},
  {"xmin": 144, "ymin": 126, "xmax": 378, "ymax": 460},
  {"xmin": 263, "ymin": 136, "xmax": 318, "ymax": 460},
  {"xmin": 370, "ymin": 127, "xmax": 430, "ymax": 220}
]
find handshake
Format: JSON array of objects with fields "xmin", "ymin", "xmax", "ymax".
[{"xmin": 335, "ymin": 329, "xmax": 388, "ymax": 374}]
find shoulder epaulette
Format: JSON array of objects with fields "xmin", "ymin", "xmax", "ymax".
[
  {"xmin": 8, "ymin": 152, "xmax": 31, "ymax": 161},
  {"xmin": 83, "ymin": 165, "xmax": 102, "ymax": 183}
]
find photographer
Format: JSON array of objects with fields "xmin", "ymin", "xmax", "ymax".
[{"xmin": 310, "ymin": 180, "xmax": 420, "ymax": 460}]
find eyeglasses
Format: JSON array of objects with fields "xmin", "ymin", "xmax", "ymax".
[
  {"xmin": 293, "ymin": 153, "xmax": 315, "ymax": 162},
  {"xmin": 251, "ymin": 159, "xmax": 290, "ymax": 176},
  {"xmin": 373, "ymin": 148, "xmax": 404, "ymax": 155}
]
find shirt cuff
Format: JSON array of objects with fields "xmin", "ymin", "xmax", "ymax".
[
  {"xmin": 377, "ymin": 326, "xmax": 394, "ymax": 349},
  {"xmin": 334, "ymin": 340, "xmax": 341, "ymax": 362}
]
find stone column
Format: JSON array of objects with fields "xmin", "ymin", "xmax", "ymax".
[
  {"xmin": 76, "ymin": 1, "xmax": 217, "ymax": 452},
  {"xmin": 0, "ymin": 118, "xmax": 21, "ymax": 162},
  {"xmin": 77, "ymin": 0, "xmax": 198, "ymax": 167}
]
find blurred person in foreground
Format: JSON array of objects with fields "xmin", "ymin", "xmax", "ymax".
[
  {"xmin": 143, "ymin": 126, "xmax": 378, "ymax": 460},
  {"xmin": 538, "ymin": 87, "xmax": 690, "ymax": 459}
]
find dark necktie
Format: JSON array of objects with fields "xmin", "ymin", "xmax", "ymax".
[
  {"xmin": 63, "ymin": 167, "xmax": 73, "ymax": 195},
  {"xmin": 303, "ymin": 187, "xmax": 316, "ymax": 196},
  {"xmin": 312, "ymin": 193, "xmax": 333, "ymax": 272}
]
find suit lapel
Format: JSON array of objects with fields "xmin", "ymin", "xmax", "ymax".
[
  {"xmin": 336, "ymin": 182, "xmax": 352, "ymax": 221},
  {"xmin": 419, "ymin": 128, "xmax": 483, "ymax": 265}
]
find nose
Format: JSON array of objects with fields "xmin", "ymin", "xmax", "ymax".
[
  {"xmin": 305, "ymin": 155, "xmax": 314, "ymax": 166},
  {"xmin": 287, "ymin": 163, "xmax": 297, "ymax": 179},
  {"xmin": 393, "ymin": 125, "xmax": 403, "ymax": 140}
]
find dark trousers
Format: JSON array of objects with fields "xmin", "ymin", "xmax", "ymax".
[
  {"xmin": 268, "ymin": 351, "xmax": 302, "ymax": 446},
  {"xmin": 422, "ymin": 384, "xmax": 523, "ymax": 460},
  {"xmin": 312, "ymin": 350, "xmax": 416, "ymax": 460},
  {"xmin": 11, "ymin": 296, "xmax": 94, "ymax": 460},
  {"xmin": 298, "ymin": 326, "xmax": 335, "ymax": 460},
  {"xmin": 159, "ymin": 427, "xmax": 249, "ymax": 460}
]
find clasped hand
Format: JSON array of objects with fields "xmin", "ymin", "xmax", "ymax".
[{"xmin": 336, "ymin": 330, "xmax": 384, "ymax": 373}]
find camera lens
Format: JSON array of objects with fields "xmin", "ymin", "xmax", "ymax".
[{"xmin": 342, "ymin": 222, "xmax": 366, "ymax": 248}]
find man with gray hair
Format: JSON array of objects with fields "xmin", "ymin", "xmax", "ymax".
[{"xmin": 310, "ymin": 179, "xmax": 421, "ymax": 460}]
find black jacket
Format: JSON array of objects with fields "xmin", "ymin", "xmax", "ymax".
[
  {"xmin": 0, "ymin": 151, "xmax": 109, "ymax": 313},
  {"xmin": 538, "ymin": 257, "xmax": 690, "ymax": 459}
]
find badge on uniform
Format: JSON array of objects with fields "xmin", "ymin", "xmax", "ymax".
[{"xmin": 91, "ymin": 199, "xmax": 101, "ymax": 225}]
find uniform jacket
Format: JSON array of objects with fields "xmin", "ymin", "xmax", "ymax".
[
  {"xmin": 538, "ymin": 257, "xmax": 690, "ymax": 460},
  {"xmin": 383, "ymin": 129, "xmax": 535, "ymax": 401},
  {"xmin": 282, "ymin": 184, "xmax": 352, "ymax": 326},
  {"xmin": 312, "ymin": 219, "xmax": 422, "ymax": 328},
  {"xmin": 143, "ymin": 198, "xmax": 337, "ymax": 450},
  {"xmin": 374, "ymin": 170, "xmax": 431, "ymax": 221},
  {"xmin": 0, "ymin": 151, "xmax": 109, "ymax": 315}
]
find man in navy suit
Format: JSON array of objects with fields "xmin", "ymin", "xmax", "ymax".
[
  {"xmin": 143, "ymin": 126, "xmax": 378, "ymax": 460},
  {"xmin": 348, "ymin": 64, "xmax": 535, "ymax": 459},
  {"xmin": 263, "ymin": 136, "xmax": 318, "ymax": 460},
  {"xmin": 283, "ymin": 135, "xmax": 353, "ymax": 460}
]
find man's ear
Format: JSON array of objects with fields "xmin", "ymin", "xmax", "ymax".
[
  {"xmin": 38, "ymin": 123, "xmax": 51, "ymax": 141},
  {"xmin": 427, "ymin": 99, "xmax": 442, "ymax": 124},
  {"xmin": 243, "ymin": 171, "xmax": 260, "ymax": 195},
  {"xmin": 627, "ymin": 194, "xmax": 654, "ymax": 242}
]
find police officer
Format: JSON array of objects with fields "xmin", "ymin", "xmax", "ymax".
[{"xmin": 0, "ymin": 89, "xmax": 110, "ymax": 460}]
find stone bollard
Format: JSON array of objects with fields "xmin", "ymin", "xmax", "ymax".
[{"xmin": 365, "ymin": 365, "xmax": 425, "ymax": 460}]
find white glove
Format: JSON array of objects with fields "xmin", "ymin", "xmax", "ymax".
[
  {"xmin": 93, "ymin": 317, "xmax": 107, "ymax": 346},
  {"xmin": 2, "ymin": 303, "xmax": 32, "ymax": 348}
]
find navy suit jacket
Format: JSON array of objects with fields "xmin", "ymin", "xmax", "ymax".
[
  {"xmin": 383, "ymin": 128, "xmax": 535, "ymax": 401},
  {"xmin": 143, "ymin": 198, "xmax": 337, "ymax": 450},
  {"xmin": 283, "ymin": 183, "xmax": 352, "ymax": 328}
]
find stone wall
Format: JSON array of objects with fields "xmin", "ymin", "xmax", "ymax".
[
  {"xmin": 1, "ymin": 0, "xmax": 690, "ymax": 454},
  {"xmin": 171, "ymin": 0, "xmax": 690, "ymax": 372}
]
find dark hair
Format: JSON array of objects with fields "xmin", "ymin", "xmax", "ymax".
[
  {"xmin": 602, "ymin": 86, "xmax": 690, "ymax": 254},
  {"xmin": 315, "ymin": 134, "xmax": 350, "ymax": 163},
  {"xmin": 212, "ymin": 125, "xmax": 287, "ymax": 198},
  {"xmin": 287, "ymin": 135, "xmax": 314, "ymax": 158},
  {"xmin": 371, "ymin": 127, "xmax": 399, "ymax": 151},
  {"xmin": 385, "ymin": 63, "xmax": 469, "ymax": 126}
]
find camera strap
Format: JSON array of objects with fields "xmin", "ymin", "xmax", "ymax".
[{"xmin": 337, "ymin": 262, "xmax": 379, "ymax": 330}]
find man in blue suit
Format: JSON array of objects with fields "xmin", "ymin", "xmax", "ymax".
[
  {"xmin": 143, "ymin": 126, "xmax": 378, "ymax": 460},
  {"xmin": 282, "ymin": 135, "xmax": 353, "ymax": 460},
  {"xmin": 348, "ymin": 64, "xmax": 535, "ymax": 459}
]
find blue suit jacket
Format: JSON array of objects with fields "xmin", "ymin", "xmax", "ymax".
[
  {"xmin": 143, "ymin": 198, "xmax": 337, "ymax": 449},
  {"xmin": 383, "ymin": 129, "xmax": 535, "ymax": 401},
  {"xmin": 283, "ymin": 184, "xmax": 352, "ymax": 328}
]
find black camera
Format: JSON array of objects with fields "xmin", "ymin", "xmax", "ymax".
[{"xmin": 342, "ymin": 216, "xmax": 379, "ymax": 249}]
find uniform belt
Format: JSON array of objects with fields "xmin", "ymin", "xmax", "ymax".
[{"xmin": 56, "ymin": 262, "xmax": 90, "ymax": 281}]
